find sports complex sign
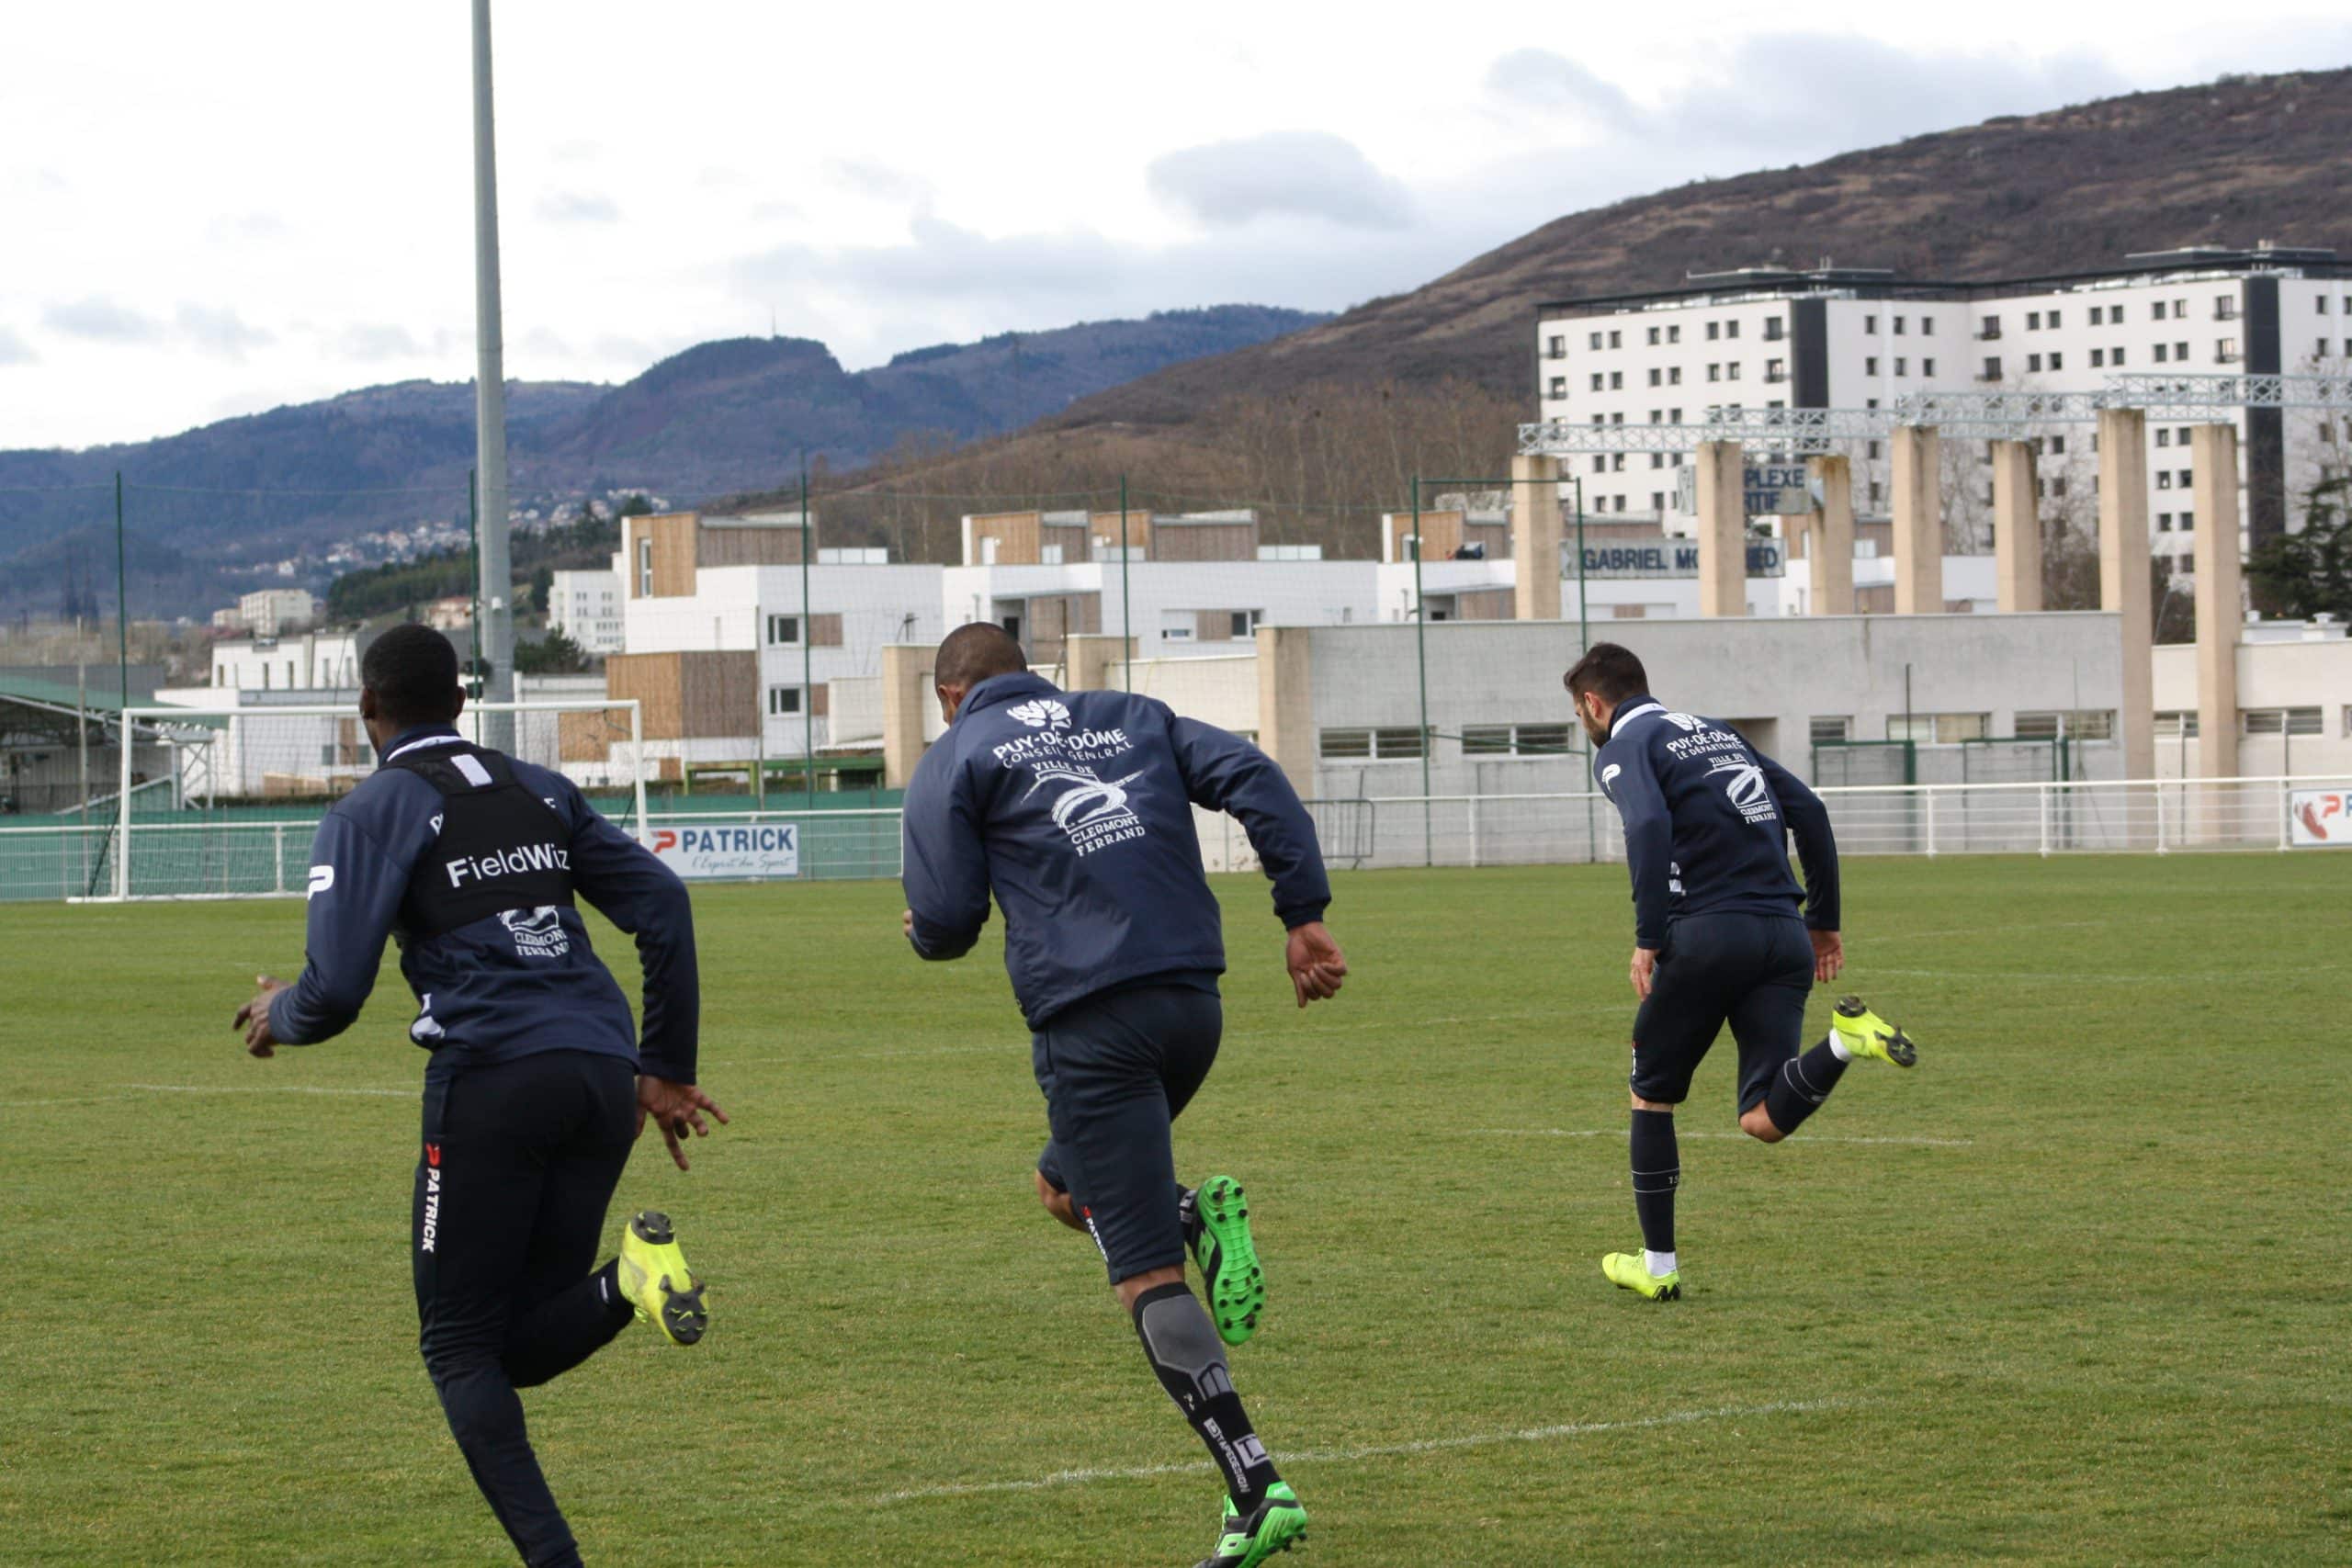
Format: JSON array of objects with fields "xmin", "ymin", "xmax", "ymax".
[
  {"xmin": 1577, "ymin": 540, "xmax": 1786, "ymax": 580},
  {"xmin": 645, "ymin": 823, "xmax": 801, "ymax": 878},
  {"xmin": 1672, "ymin": 461, "xmax": 1815, "ymax": 517},
  {"xmin": 2288, "ymin": 788, "xmax": 2352, "ymax": 847}
]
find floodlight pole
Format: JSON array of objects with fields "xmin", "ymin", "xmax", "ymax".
[
  {"xmin": 470, "ymin": 0, "xmax": 514, "ymax": 748},
  {"xmin": 801, "ymin": 460, "xmax": 814, "ymax": 808},
  {"xmin": 1119, "ymin": 473, "xmax": 1134, "ymax": 693},
  {"xmin": 1411, "ymin": 474, "xmax": 1431, "ymax": 867}
]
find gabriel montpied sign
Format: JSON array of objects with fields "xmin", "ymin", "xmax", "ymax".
[
  {"xmin": 645, "ymin": 824, "xmax": 801, "ymax": 878},
  {"xmin": 2289, "ymin": 789, "xmax": 2352, "ymax": 848}
]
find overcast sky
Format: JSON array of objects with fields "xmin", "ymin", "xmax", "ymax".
[{"xmin": 5, "ymin": 2, "xmax": 2346, "ymax": 451}]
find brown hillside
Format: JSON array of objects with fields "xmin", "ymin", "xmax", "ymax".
[{"xmin": 1055, "ymin": 67, "xmax": 2352, "ymax": 427}]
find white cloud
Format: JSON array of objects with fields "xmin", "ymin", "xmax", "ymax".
[
  {"xmin": 1148, "ymin": 131, "xmax": 1416, "ymax": 231},
  {"xmin": 176, "ymin": 303, "xmax": 273, "ymax": 359},
  {"xmin": 43, "ymin": 297, "xmax": 164, "ymax": 343},
  {"xmin": 537, "ymin": 190, "xmax": 619, "ymax": 223},
  {"xmin": 0, "ymin": 328, "xmax": 36, "ymax": 366}
]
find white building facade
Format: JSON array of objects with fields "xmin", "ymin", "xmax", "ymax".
[
  {"xmin": 548, "ymin": 570, "xmax": 624, "ymax": 655},
  {"xmin": 1535, "ymin": 245, "xmax": 2352, "ymax": 564}
]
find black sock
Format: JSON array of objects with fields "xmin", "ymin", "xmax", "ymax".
[
  {"xmin": 1131, "ymin": 1281, "xmax": 1280, "ymax": 1511},
  {"xmin": 1629, "ymin": 1109, "xmax": 1679, "ymax": 1256},
  {"xmin": 1763, "ymin": 1038, "xmax": 1850, "ymax": 1136}
]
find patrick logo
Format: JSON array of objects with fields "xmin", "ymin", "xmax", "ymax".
[{"xmin": 1007, "ymin": 698, "xmax": 1071, "ymax": 731}]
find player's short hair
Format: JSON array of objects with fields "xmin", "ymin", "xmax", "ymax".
[
  {"xmin": 361, "ymin": 623, "xmax": 464, "ymax": 728},
  {"xmin": 1563, "ymin": 642, "xmax": 1649, "ymax": 705},
  {"xmin": 935, "ymin": 621, "xmax": 1027, "ymax": 690}
]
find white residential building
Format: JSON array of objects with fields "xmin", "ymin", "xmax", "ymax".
[
  {"xmin": 1535, "ymin": 244, "xmax": 2352, "ymax": 563},
  {"xmin": 206, "ymin": 631, "xmax": 360, "ymax": 693},
  {"xmin": 547, "ymin": 570, "xmax": 623, "ymax": 655},
  {"xmin": 237, "ymin": 588, "xmax": 315, "ymax": 637}
]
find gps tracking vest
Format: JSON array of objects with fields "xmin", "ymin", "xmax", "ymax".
[{"xmin": 384, "ymin": 741, "xmax": 576, "ymax": 941}]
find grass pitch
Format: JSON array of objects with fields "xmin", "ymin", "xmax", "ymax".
[{"xmin": 3, "ymin": 855, "xmax": 2346, "ymax": 1565}]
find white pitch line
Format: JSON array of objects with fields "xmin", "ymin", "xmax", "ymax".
[
  {"xmin": 1467, "ymin": 1127, "xmax": 1973, "ymax": 1147},
  {"xmin": 129, "ymin": 1082, "xmax": 413, "ymax": 1099},
  {"xmin": 875, "ymin": 1397, "xmax": 1846, "ymax": 1504}
]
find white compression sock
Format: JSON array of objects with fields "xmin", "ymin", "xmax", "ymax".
[{"xmin": 1645, "ymin": 1249, "xmax": 1679, "ymax": 1277}]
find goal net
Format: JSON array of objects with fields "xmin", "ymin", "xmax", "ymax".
[{"xmin": 95, "ymin": 701, "xmax": 645, "ymax": 901}]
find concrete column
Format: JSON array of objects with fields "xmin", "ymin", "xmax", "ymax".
[
  {"xmin": 1510, "ymin": 454, "xmax": 1563, "ymax": 622},
  {"xmin": 2190, "ymin": 423, "xmax": 2244, "ymax": 783},
  {"xmin": 1990, "ymin": 439, "xmax": 2044, "ymax": 613},
  {"xmin": 1889, "ymin": 425, "xmax": 1943, "ymax": 614},
  {"xmin": 1804, "ymin": 454, "xmax": 1856, "ymax": 615},
  {"xmin": 1254, "ymin": 625, "xmax": 1316, "ymax": 799},
  {"xmin": 880, "ymin": 643, "xmax": 933, "ymax": 790},
  {"xmin": 1063, "ymin": 633, "xmax": 1136, "ymax": 693},
  {"xmin": 2096, "ymin": 407, "xmax": 2156, "ymax": 782},
  {"xmin": 1694, "ymin": 439, "xmax": 1746, "ymax": 618}
]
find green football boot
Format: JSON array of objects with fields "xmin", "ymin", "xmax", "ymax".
[
  {"xmin": 1600, "ymin": 1250, "xmax": 1682, "ymax": 1302},
  {"xmin": 1195, "ymin": 1483, "xmax": 1308, "ymax": 1568},
  {"xmin": 1832, "ymin": 995, "xmax": 1918, "ymax": 1067},
  {"xmin": 616, "ymin": 1210, "xmax": 709, "ymax": 1346},
  {"xmin": 1185, "ymin": 1176, "xmax": 1266, "ymax": 1347}
]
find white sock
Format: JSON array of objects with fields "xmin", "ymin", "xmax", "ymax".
[
  {"xmin": 1645, "ymin": 1248, "xmax": 1678, "ymax": 1277},
  {"xmin": 1826, "ymin": 1032, "xmax": 1855, "ymax": 1064}
]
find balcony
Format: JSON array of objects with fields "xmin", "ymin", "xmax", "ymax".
[{"xmin": 1976, "ymin": 324, "xmax": 2003, "ymax": 341}]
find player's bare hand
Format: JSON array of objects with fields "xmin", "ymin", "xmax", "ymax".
[
  {"xmin": 901, "ymin": 908, "xmax": 915, "ymax": 941},
  {"xmin": 233, "ymin": 974, "xmax": 291, "ymax": 1058},
  {"xmin": 1285, "ymin": 921, "xmax": 1348, "ymax": 1008},
  {"xmin": 1811, "ymin": 930, "xmax": 1845, "ymax": 984},
  {"xmin": 636, "ymin": 1075, "xmax": 729, "ymax": 1171},
  {"xmin": 1630, "ymin": 947, "xmax": 1657, "ymax": 999}
]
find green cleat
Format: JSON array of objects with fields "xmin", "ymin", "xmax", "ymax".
[
  {"xmin": 1832, "ymin": 996, "xmax": 1918, "ymax": 1067},
  {"xmin": 1601, "ymin": 1250, "xmax": 1682, "ymax": 1302},
  {"xmin": 616, "ymin": 1210, "xmax": 708, "ymax": 1346},
  {"xmin": 1187, "ymin": 1176, "xmax": 1266, "ymax": 1348},
  {"xmin": 1195, "ymin": 1483, "xmax": 1308, "ymax": 1568}
]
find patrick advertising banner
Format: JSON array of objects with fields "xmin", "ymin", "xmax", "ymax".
[
  {"xmin": 2288, "ymin": 789, "xmax": 2352, "ymax": 848},
  {"xmin": 645, "ymin": 823, "xmax": 801, "ymax": 878}
]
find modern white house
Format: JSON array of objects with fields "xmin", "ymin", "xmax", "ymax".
[{"xmin": 1534, "ymin": 244, "xmax": 2352, "ymax": 560}]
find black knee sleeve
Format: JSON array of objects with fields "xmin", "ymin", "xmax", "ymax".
[{"xmin": 1131, "ymin": 1282, "xmax": 1234, "ymax": 1414}]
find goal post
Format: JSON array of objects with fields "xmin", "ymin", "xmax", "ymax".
[{"xmin": 104, "ymin": 700, "xmax": 645, "ymax": 902}]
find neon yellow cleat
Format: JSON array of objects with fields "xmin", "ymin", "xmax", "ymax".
[
  {"xmin": 1600, "ymin": 1250, "xmax": 1682, "ymax": 1302},
  {"xmin": 1832, "ymin": 996, "xmax": 1918, "ymax": 1067},
  {"xmin": 616, "ymin": 1210, "xmax": 708, "ymax": 1346}
]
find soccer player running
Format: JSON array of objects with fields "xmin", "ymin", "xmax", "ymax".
[
  {"xmin": 1566, "ymin": 641, "xmax": 1917, "ymax": 1303},
  {"xmin": 900, "ymin": 623, "xmax": 1345, "ymax": 1568},
  {"xmin": 230, "ymin": 625, "xmax": 727, "ymax": 1568}
]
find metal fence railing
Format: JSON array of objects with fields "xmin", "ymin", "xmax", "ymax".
[{"xmin": 7, "ymin": 776, "xmax": 2345, "ymax": 904}]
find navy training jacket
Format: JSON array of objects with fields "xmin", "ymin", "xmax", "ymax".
[
  {"xmin": 1593, "ymin": 694, "xmax": 1840, "ymax": 950},
  {"xmin": 901, "ymin": 672, "xmax": 1331, "ymax": 1028},
  {"xmin": 266, "ymin": 724, "xmax": 701, "ymax": 1082}
]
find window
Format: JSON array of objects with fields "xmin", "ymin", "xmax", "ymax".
[
  {"xmin": 1894, "ymin": 315, "xmax": 1907, "ymax": 335},
  {"xmin": 2243, "ymin": 707, "xmax": 2323, "ymax": 737},
  {"xmin": 2112, "ymin": 346, "xmax": 2126, "ymax": 366},
  {"xmin": 1868, "ymin": 480, "xmax": 1883, "ymax": 504},
  {"xmin": 2154, "ymin": 344, "xmax": 2170, "ymax": 363},
  {"xmin": 1886, "ymin": 712, "xmax": 1990, "ymax": 744},
  {"xmin": 1646, "ymin": 326, "xmax": 1660, "ymax": 345},
  {"xmin": 1707, "ymin": 363, "xmax": 1722, "ymax": 382},
  {"xmin": 2045, "ymin": 310, "xmax": 2059, "ymax": 329},
  {"xmin": 1591, "ymin": 456, "xmax": 1606, "ymax": 474},
  {"xmin": 1610, "ymin": 371, "xmax": 1624, "ymax": 389},
  {"xmin": 1648, "ymin": 367, "xmax": 1662, "ymax": 387},
  {"xmin": 1765, "ymin": 316, "xmax": 1785, "ymax": 341},
  {"xmin": 1589, "ymin": 372, "xmax": 1604, "ymax": 392},
  {"xmin": 1766, "ymin": 357, "xmax": 1787, "ymax": 382},
  {"xmin": 1609, "ymin": 330, "xmax": 1623, "ymax": 348},
  {"xmin": 1725, "ymin": 320, "xmax": 1740, "ymax": 339},
  {"xmin": 1650, "ymin": 491, "xmax": 1665, "ymax": 512},
  {"xmin": 2217, "ymin": 337, "xmax": 2240, "ymax": 363},
  {"xmin": 1894, "ymin": 357, "xmax": 1906, "ymax": 376},
  {"xmin": 2028, "ymin": 311, "xmax": 2042, "ymax": 331},
  {"xmin": 2050, "ymin": 434, "xmax": 2066, "ymax": 455},
  {"xmin": 2090, "ymin": 348, "xmax": 2105, "ymax": 367},
  {"xmin": 2154, "ymin": 711, "xmax": 2199, "ymax": 738},
  {"xmin": 2322, "ymin": 338, "xmax": 2333, "ymax": 358},
  {"xmin": 1589, "ymin": 331, "xmax": 1603, "ymax": 350},
  {"xmin": 1726, "ymin": 362, "xmax": 1742, "ymax": 380},
  {"xmin": 1923, "ymin": 357, "xmax": 1937, "ymax": 376},
  {"xmin": 767, "ymin": 685, "xmax": 802, "ymax": 716},
  {"xmin": 1979, "ymin": 315, "xmax": 2001, "ymax": 339},
  {"xmin": 2179, "ymin": 511, "xmax": 2194, "ymax": 531},
  {"xmin": 1611, "ymin": 453, "xmax": 1626, "ymax": 470},
  {"xmin": 1706, "ymin": 321, "xmax": 1720, "ymax": 341},
  {"xmin": 1867, "ymin": 439, "xmax": 1883, "ymax": 459},
  {"xmin": 1649, "ymin": 409, "xmax": 1663, "ymax": 423},
  {"xmin": 1668, "ymin": 324, "xmax": 1680, "ymax": 344},
  {"xmin": 1982, "ymin": 356, "xmax": 2003, "ymax": 380},
  {"xmin": 1547, "ymin": 334, "xmax": 1566, "ymax": 358},
  {"xmin": 1668, "ymin": 367, "xmax": 1682, "ymax": 385},
  {"xmin": 1320, "ymin": 728, "xmax": 1370, "ymax": 759},
  {"xmin": 1923, "ymin": 318, "xmax": 1938, "ymax": 335},
  {"xmin": 2156, "ymin": 471, "xmax": 2174, "ymax": 490},
  {"xmin": 1809, "ymin": 716, "xmax": 1852, "ymax": 746},
  {"xmin": 2173, "ymin": 299, "xmax": 2188, "ymax": 319},
  {"xmin": 765, "ymin": 614, "xmax": 800, "ymax": 645},
  {"xmin": 2028, "ymin": 353, "xmax": 2041, "ymax": 373},
  {"xmin": 2324, "ymin": 297, "xmax": 2335, "ymax": 316},
  {"xmin": 2156, "ymin": 428, "xmax": 2171, "ymax": 446},
  {"xmin": 2157, "ymin": 512, "xmax": 2174, "ymax": 531},
  {"xmin": 1669, "ymin": 407, "xmax": 1683, "ymax": 422},
  {"xmin": 1372, "ymin": 727, "xmax": 1427, "ymax": 759},
  {"xmin": 2215, "ymin": 293, "xmax": 2238, "ymax": 321},
  {"xmin": 2153, "ymin": 301, "xmax": 2167, "ymax": 321},
  {"xmin": 2177, "ymin": 469, "xmax": 2191, "ymax": 488},
  {"xmin": 1463, "ymin": 723, "xmax": 1573, "ymax": 758},
  {"xmin": 1549, "ymin": 377, "xmax": 1567, "ymax": 399},
  {"xmin": 2089, "ymin": 305, "xmax": 2104, "ymax": 326},
  {"xmin": 1864, "ymin": 314, "xmax": 1879, "ymax": 334},
  {"xmin": 637, "ymin": 536, "xmax": 653, "ymax": 596},
  {"xmin": 2016, "ymin": 710, "xmax": 2115, "ymax": 740},
  {"xmin": 1229, "ymin": 610, "xmax": 1260, "ymax": 639}
]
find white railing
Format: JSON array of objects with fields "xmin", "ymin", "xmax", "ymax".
[{"xmin": 7, "ymin": 775, "xmax": 2345, "ymax": 904}]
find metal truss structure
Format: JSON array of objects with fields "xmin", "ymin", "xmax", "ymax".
[{"xmin": 1519, "ymin": 375, "xmax": 2352, "ymax": 457}]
